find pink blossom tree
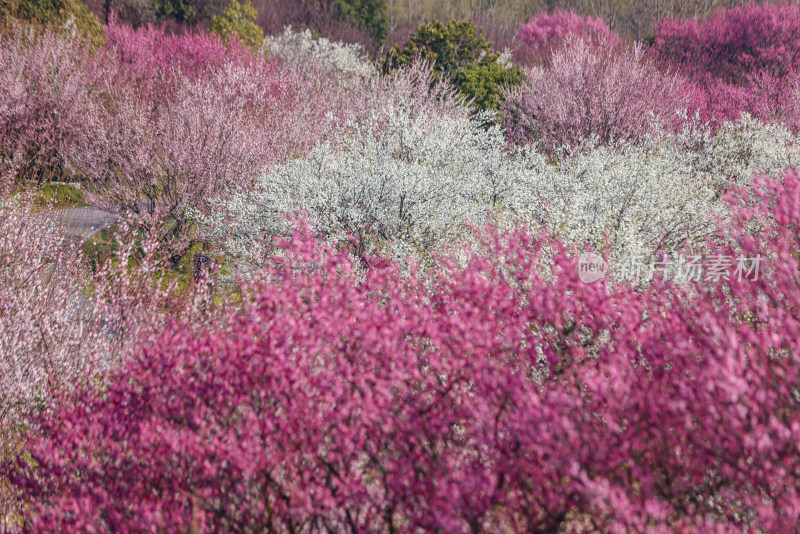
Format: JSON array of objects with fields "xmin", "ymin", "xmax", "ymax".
[
  {"xmin": 75, "ymin": 63, "xmax": 280, "ymax": 261},
  {"xmin": 653, "ymin": 2, "xmax": 800, "ymax": 85},
  {"xmin": 504, "ymin": 38, "xmax": 691, "ymax": 150},
  {"xmin": 104, "ymin": 14, "xmax": 259, "ymax": 88},
  {"xmin": 0, "ymin": 27, "xmax": 105, "ymax": 190},
  {"xmin": 75, "ymin": 22, "xmax": 362, "ymax": 262},
  {"xmin": 516, "ymin": 10, "xmax": 621, "ymax": 65}
]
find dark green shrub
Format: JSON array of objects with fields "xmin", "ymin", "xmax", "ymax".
[
  {"xmin": 210, "ymin": 0, "xmax": 262, "ymax": 50},
  {"xmin": 382, "ymin": 19, "xmax": 523, "ymax": 111},
  {"xmin": 152, "ymin": 0, "xmax": 198, "ymax": 22},
  {"xmin": 334, "ymin": 0, "xmax": 386, "ymax": 44},
  {"xmin": 454, "ymin": 59, "xmax": 524, "ymax": 112}
]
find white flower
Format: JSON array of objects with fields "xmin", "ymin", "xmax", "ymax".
[
  {"xmin": 507, "ymin": 113, "xmax": 798, "ymax": 263},
  {"xmin": 507, "ymin": 139, "xmax": 719, "ymax": 262},
  {"xmin": 497, "ymin": 47, "xmax": 513, "ymax": 68},
  {"xmin": 200, "ymin": 72, "xmax": 798, "ymax": 279},
  {"xmin": 263, "ymin": 26, "xmax": 376, "ymax": 85},
  {"xmin": 217, "ymin": 109, "xmax": 511, "ymax": 272},
  {"xmin": 695, "ymin": 113, "xmax": 798, "ymax": 186}
]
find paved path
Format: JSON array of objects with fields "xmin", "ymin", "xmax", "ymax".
[
  {"xmin": 51, "ymin": 206, "xmax": 118, "ymax": 326},
  {"xmin": 54, "ymin": 206, "xmax": 117, "ymax": 245}
]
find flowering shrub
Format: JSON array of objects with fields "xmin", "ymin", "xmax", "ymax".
[
  {"xmin": 504, "ymin": 38, "xmax": 690, "ymax": 151},
  {"xmin": 0, "ymin": 199, "xmax": 105, "ymax": 425},
  {"xmin": 75, "ymin": 63, "xmax": 281, "ymax": 261},
  {"xmin": 206, "ymin": 63, "xmax": 511, "ymax": 269},
  {"xmin": 507, "ymin": 139, "xmax": 719, "ymax": 260},
  {"xmin": 0, "ymin": 200, "xmax": 221, "ymax": 422},
  {"xmin": 653, "ymin": 2, "xmax": 800, "ymax": 86},
  {"xmin": 516, "ymin": 10, "xmax": 620, "ymax": 63},
  {"xmin": 693, "ymin": 113, "xmax": 799, "ymax": 186},
  {"xmin": 9, "ymin": 164, "xmax": 800, "ymax": 531},
  {"xmin": 0, "ymin": 28, "xmax": 103, "ymax": 189},
  {"xmin": 263, "ymin": 25, "xmax": 375, "ymax": 84},
  {"xmin": 104, "ymin": 15, "xmax": 259, "ymax": 87},
  {"xmin": 80, "ymin": 23, "xmax": 371, "ymax": 263},
  {"xmin": 686, "ymin": 69, "xmax": 800, "ymax": 128},
  {"xmin": 0, "ymin": 219, "xmax": 624, "ymax": 532},
  {"xmin": 653, "ymin": 2, "xmax": 800, "ymax": 125},
  {"xmin": 510, "ymin": 111, "xmax": 799, "ymax": 259}
]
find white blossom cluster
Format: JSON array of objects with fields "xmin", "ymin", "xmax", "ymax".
[
  {"xmin": 263, "ymin": 26, "xmax": 376, "ymax": 84},
  {"xmin": 508, "ymin": 114, "xmax": 798, "ymax": 261},
  {"xmin": 507, "ymin": 139, "xmax": 720, "ymax": 261},
  {"xmin": 497, "ymin": 47, "xmax": 514, "ymax": 68},
  {"xmin": 204, "ymin": 79, "xmax": 798, "ymax": 274},
  {"xmin": 212, "ymin": 104, "xmax": 512, "ymax": 271},
  {"xmin": 691, "ymin": 113, "xmax": 798, "ymax": 187}
]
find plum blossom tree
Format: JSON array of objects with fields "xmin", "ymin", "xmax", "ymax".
[
  {"xmin": 103, "ymin": 14, "xmax": 261, "ymax": 91},
  {"xmin": 516, "ymin": 10, "xmax": 621, "ymax": 64},
  {"xmin": 80, "ymin": 22, "xmax": 363, "ymax": 262},
  {"xmin": 7, "ymin": 167, "xmax": 800, "ymax": 532},
  {"xmin": 504, "ymin": 38, "xmax": 691, "ymax": 151},
  {"xmin": 0, "ymin": 27, "xmax": 104, "ymax": 189},
  {"xmin": 653, "ymin": 2, "xmax": 800, "ymax": 86},
  {"xmin": 203, "ymin": 61, "xmax": 513, "ymax": 272},
  {"xmin": 653, "ymin": 2, "xmax": 800, "ymax": 126},
  {"xmin": 263, "ymin": 25, "xmax": 376, "ymax": 85}
]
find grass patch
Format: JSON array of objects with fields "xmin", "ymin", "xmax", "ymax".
[
  {"xmin": 35, "ymin": 183, "xmax": 87, "ymax": 210},
  {"xmin": 12, "ymin": 182, "xmax": 88, "ymax": 211}
]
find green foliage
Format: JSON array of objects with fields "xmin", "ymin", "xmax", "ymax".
[
  {"xmin": 454, "ymin": 56, "xmax": 524, "ymax": 111},
  {"xmin": 81, "ymin": 224, "xmax": 121, "ymax": 276},
  {"xmin": 33, "ymin": 183, "xmax": 87, "ymax": 210},
  {"xmin": 80, "ymin": 224, "xmax": 213, "ymax": 298},
  {"xmin": 152, "ymin": 0, "xmax": 198, "ymax": 22},
  {"xmin": 0, "ymin": 0, "xmax": 12, "ymax": 25},
  {"xmin": 0, "ymin": 0, "xmax": 105, "ymax": 46},
  {"xmin": 16, "ymin": 0, "xmax": 58, "ymax": 23},
  {"xmin": 382, "ymin": 19, "xmax": 523, "ymax": 110},
  {"xmin": 385, "ymin": 19, "xmax": 489, "ymax": 76},
  {"xmin": 210, "ymin": 0, "xmax": 263, "ymax": 49},
  {"xmin": 334, "ymin": 0, "xmax": 387, "ymax": 43}
]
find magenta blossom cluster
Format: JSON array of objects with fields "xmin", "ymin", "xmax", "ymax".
[
  {"xmin": 653, "ymin": 2, "xmax": 800, "ymax": 85},
  {"xmin": 516, "ymin": 10, "xmax": 621, "ymax": 63},
  {"xmin": 653, "ymin": 2, "xmax": 800, "ymax": 126},
  {"xmin": 104, "ymin": 14, "xmax": 260, "ymax": 86},
  {"xmin": 7, "ymin": 165, "xmax": 800, "ymax": 532}
]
